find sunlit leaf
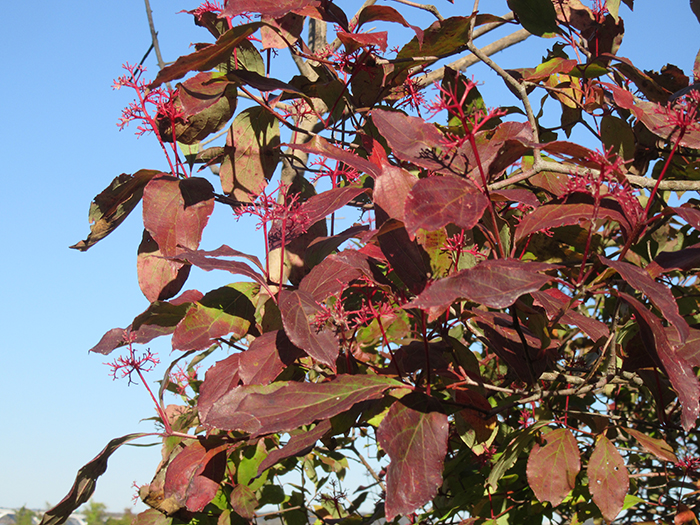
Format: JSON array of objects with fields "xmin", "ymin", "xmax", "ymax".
[
  {"xmin": 526, "ymin": 429, "xmax": 580, "ymax": 507},
  {"xmin": 588, "ymin": 435, "xmax": 628, "ymax": 522},
  {"xmin": 624, "ymin": 427, "xmax": 678, "ymax": 463}
]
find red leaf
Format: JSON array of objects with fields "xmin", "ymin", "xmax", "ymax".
[
  {"xmin": 377, "ymin": 220, "xmax": 430, "ymax": 294},
  {"xmin": 137, "ymin": 229, "xmax": 191, "ymax": 302},
  {"xmin": 288, "ymin": 135, "xmax": 381, "ymax": 178},
  {"xmin": 171, "ymin": 284, "xmax": 257, "ymax": 351},
  {"xmin": 372, "ymin": 109, "xmax": 453, "ymax": 173},
  {"xmin": 374, "ymin": 160, "xmax": 417, "ymax": 222},
  {"xmin": 300, "ymin": 185, "xmax": 368, "ymax": 225},
  {"xmin": 257, "ymin": 420, "xmax": 332, "ymax": 475},
  {"xmin": 337, "ymin": 31, "xmax": 388, "ymax": 53},
  {"xmin": 602, "ymin": 256, "xmax": 689, "ymax": 342},
  {"xmin": 357, "ymin": 5, "xmax": 423, "ymax": 46},
  {"xmin": 239, "ymin": 330, "xmax": 304, "ymax": 385},
  {"xmin": 620, "ymin": 292, "xmax": 700, "ymax": 430},
  {"xmin": 377, "ymin": 400, "xmax": 449, "ymax": 521},
  {"xmin": 299, "ymin": 250, "xmax": 371, "ymax": 301},
  {"xmin": 221, "ymin": 0, "xmax": 315, "ymax": 18},
  {"xmin": 70, "ymin": 170, "xmax": 161, "ymax": 251},
  {"xmin": 163, "ymin": 441, "xmax": 226, "ymax": 512},
  {"xmin": 279, "ymin": 289, "xmax": 340, "ymax": 370},
  {"xmin": 143, "ymin": 176, "xmax": 214, "ymax": 257},
  {"xmin": 404, "ymin": 175, "xmax": 489, "ymax": 237},
  {"xmin": 515, "ymin": 194, "xmax": 632, "ymax": 243},
  {"xmin": 588, "ymin": 436, "xmax": 628, "ymax": 522},
  {"xmin": 197, "ymin": 354, "xmax": 242, "ymax": 423},
  {"xmin": 149, "ymin": 23, "xmax": 263, "ymax": 89},
  {"xmin": 532, "ymin": 290, "xmax": 609, "ymax": 342},
  {"xmin": 673, "ymin": 205, "xmax": 700, "ymax": 230},
  {"xmin": 202, "ymin": 374, "xmax": 401, "ymax": 436},
  {"xmin": 624, "ymin": 427, "xmax": 678, "ymax": 463},
  {"xmin": 526, "ymin": 429, "xmax": 580, "ymax": 507},
  {"xmin": 407, "ymin": 259, "xmax": 559, "ymax": 311}
]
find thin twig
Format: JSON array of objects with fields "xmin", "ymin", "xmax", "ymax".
[
  {"xmin": 143, "ymin": 0, "xmax": 172, "ymax": 91},
  {"xmin": 387, "ymin": 0, "xmax": 443, "ymax": 20}
]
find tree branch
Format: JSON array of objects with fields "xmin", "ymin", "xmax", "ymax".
[{"xmin": 143, "ymin": 0, "xmax": 171, "ymax": 90}]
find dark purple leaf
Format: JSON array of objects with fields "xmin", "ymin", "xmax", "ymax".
[
  {"xmin": 202, "ymin": 374, "xmax": 401, "ymax": 436},
  {"xmin": 279, "ymin": 289, "xmax": 340, "ymax": 370},
  {"xmin": 377, "ymin": 401, "xmax": 449, "ymax": 521},
  {"xmin": 404, "ymin": 175, "xmax": 489, "ymax": 237},
  {"xmin": 407, "ymin": 259, "xmax": 558, "ymax": 311},
  {"xmin": 300, "ymin": 250, "xmax": 371, "ymax": 301},
  {"xmin": 673, "ymin": 205, "xmax": 700, "ymax": 230},
  {"xmin": 288, "ymin": 135, "xmax": 381, "ymax": 178},
  {"xmin": 143, "ymin": 176, "xmax": 214, "ymax": 257},
  {"xmin": 137, "ymin": 229, "xmax": 191, "ymax": 302},
  {"xmin": 163, "ymin": 441, "xmax": 227, "ymax": 512},
  {"xmin": 646, "ymin": 243, "xmax": 700, "ymax": 278},
  {"xmin": 149, "ymin": 23, "xmax": 264, "ymax": 89},
  {"xmin": 588, "ymin": 436, "xmax": 628, "ymax": 522},
  {"xmin": 532, "ymin": 289, "xmax": 609, "ymax": 341},
  {"xmin": 620, "ymin": 292, "xmax": 700, "ymax": 430},
  {"xmin": 526, "ymin": 429, "xmax": 580, "ymax": 507},
  {"xmin": 601, "ymin": 256, "xmax": 689, "ymax": 342},
  {"xmin": 228, "ymin": 69, "xmax": 305, "ymax": 95},
  {"xmin": 515, "ymin": 193, "xmax": 632, "ymax": 243},
  {"xmin": 70, "ymin": 170, "xmax": 160, "ymax": 251},
  {"xmin": 304, "ymin": 224, "xmax": 370, "ymax": 268},
  {"xmin": 171, "ymin": 284, "xmax": 257, "ymax": 351},
  {"xmin": 39, "ymin": 434, "xmax": 149, "ymax": 525},
  {"xmin": 257, "ymin": 420, "xmax": 332, "ymax": 475},
  {"xmin": 377, "ymin": 219, "xmax": 430, "ymax": 294}
]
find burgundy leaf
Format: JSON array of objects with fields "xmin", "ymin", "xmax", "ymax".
[
  {"xmin": 288, "ymin": 135, "xmax": 381, "ymax": 178},
  {"xmin": 171, "ymin": 284, "xmax": 257, "ymax": 351},
  {"xmin": 257, "ymin": 420, "xmax": 332, "ymax": 475},
  {"xmin": 377, "ymin": 401, "xmax": 449, "ymax": 521},
  {"xmin": 673, "ymin": 205, "xmax": 700, "ymax": 230},
  {"xmin": 337, "ymin": 31, "xmax": 388, "ymax": 53},
  {"xmin": 197, "ymin": 354, "xmax": 242, "ymax": 423},
  {"xmin": 279, "ymin": 289, "xmax": 340, "ymax": 370},
  {"xmin": 601, "ymin": 256, "xmax": 689, "ymax": 342},
  {"xmin": 40, "ymin": 434, "xmax": 150, "ymax": 525},
  {"xmin": 588, "ymin": 436, "xmax": 628, "ymax": 522},
  {"xmin": 70, "ymin": 170, "xmax": 160, "ymax": 251},
  {"xmin": 137, "ymin": 229, "xmax": 191, "ymax": 302},
  {"xmin": 228, "ymin": 69, "xmax": 304, "ymax": 95},
  {"xmin": 624, "ymin": 427, "xmax": 678, "ymax": 463},
  {"xmin": 221, "ymin": 0, "xmax": 315, "ymax": 18},
  {"xmin": 374, "ymin": 161, "xmax": 417, "ymax": 222},
  {"xmin": 490, "ymin": 188, "xmax": 540, "ymax": 209},
  {"xmin": 676, "ymin": 328, "xmax": 700, "ymax": 367},
  {"xmin": 407, "ymin": 259, "xmax": 559, "ymax": 311},
  {"xmin": 404, "ymin": 175, "xmax": 489, "ymax": 237},
  {"xmin": 620, "ymin": 292, "xmax": 700, "ymax": 430},
  {"xmin": 177, "ymin": 72, "xmax": 234, "ymax": 116},
  {"xmin": 143, "ymin": 176, "xmax": 214, "ymax": 257},
  {"xmin": 202, "ymin": 374, "xmax": 401, "ymax": 436},
  {"xmin": 300, "ymin": 185, "xmax": 368, "ymax": 225},
  {"xmin": 239, "ymin": 330, "xmax": 304, "ymax": 385},
  {"xmin": 526, "ymin": 429, "xmax": 580, "ymax": 507},
  {"xmin": 532, "ymin": 289, "xmax": 609, "ymax": 341},
  {"xmin": 163, "ymin": 441, "xmax": 226, "ymax": 512},
  {"xmin": 647, "ymin": 243, "xmax": 700, "ymax": 278},
  {"xmin": 372, "ymin": 109, "xmax": 451, "ymax": 172},
  {"xmin": 304, "ymin": 224, "xmax": 370, "ymax": 269},
  {"xmin": 357, "ymin": 5, "xmax": 423, "ymax": 45},
  {"xmin": 149, "ymin": 23, "xmax": 263, "ymax": 89},
  {"xmin": 299, "ymin": 250, "xmax": 371, "ymax": 301},
  {"xmin": 515, "ymin": 194, "xmax": 632, "ymax": 243},
  {"xmin": 377, "ymin": 219, "xmax": 430, "ymax": 294}
]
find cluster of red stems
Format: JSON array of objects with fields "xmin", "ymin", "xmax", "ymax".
[{"xmin": 42, "ymin": 1, "xmax": 700, "ymax": 525}]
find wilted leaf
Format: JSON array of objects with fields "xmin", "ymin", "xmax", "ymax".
[
  {"xmin": 624, "ymin": 427, "xmax": 678, "ymax": 463},
  {"xmin": 143, "ymin": 176, "xmax": 215, "ymax": 257},
  {"xmin": 526, "ymin": 429, "xmax": 580, "ymax": 507},
  {"xmin": 70, "ymin": 170, "xmax": 160, "ymax": 251},
  {"xmin": 588, "ymin": 435, "xmax": 628, "ymax": 522},
  {"xmin": 404, "ymin": 175, "xmax": 489, "ymax": 237},
  {"xmin": 377, "ymin": 400, "xmax": 449, "ymax": 521},
  {"xmin": 279, "ymin": 289, "xmax": 340, "ymax": 370},
  {"xmin": 202, "ymin": 374, "xmax": 401, "ymax": 436},
  {"xmin": 40, "ymin": 434, "xmax": 149, "ymax": 525}
]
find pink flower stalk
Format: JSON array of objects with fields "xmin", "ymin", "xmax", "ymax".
[
  {"xmin": 106, "ymin": 345, "xmax": 159, "ymax": 385},
  {"xmin": 310, "ymin": 155, "xmax": 361, "ymax": 186},
  {"xmin": 168, "ymin": 363, "xmax": 200, "ymax": 396},
  {"xmin": 396, "ymin": 73, "xmax": 427, "ymax": 116}
]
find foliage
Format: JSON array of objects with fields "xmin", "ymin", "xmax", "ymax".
[
  {"xmin": 16, "ymin": 507, "xmax": 36, "ymax": 525},
  {"xmin": 44, "ymin": 1, "xmax": 700, "ymax": 524}
]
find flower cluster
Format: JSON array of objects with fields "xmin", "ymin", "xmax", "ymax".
[{"xmin": 106, "ymin": 344, "xmax": 159, "ymax": 386}]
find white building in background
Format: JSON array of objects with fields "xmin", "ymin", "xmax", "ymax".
[{"xmin": 0, "ymin": 509, "xmax": 86, "ymax": 525}]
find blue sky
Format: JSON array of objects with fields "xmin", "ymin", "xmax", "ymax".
[{"xmin": 2, "ymin": 0, "xmax": 699, "ymax": 514}]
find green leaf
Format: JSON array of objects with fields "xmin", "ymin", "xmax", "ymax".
[
  {"xmin": 487, "ymin": 421, "xmax": 550, "ymax": 491},
  {"xmin": 201, "ymin": 374, "xmax": 402, "ymax": 436},
  {"xmin": 507, "ymin": 0, "xmax": 560, "ymax": 36}
]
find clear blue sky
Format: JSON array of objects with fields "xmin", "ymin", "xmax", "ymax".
[{"xmin": 2, "ymin": 0, "xmax": 698, "ymax": 514}]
